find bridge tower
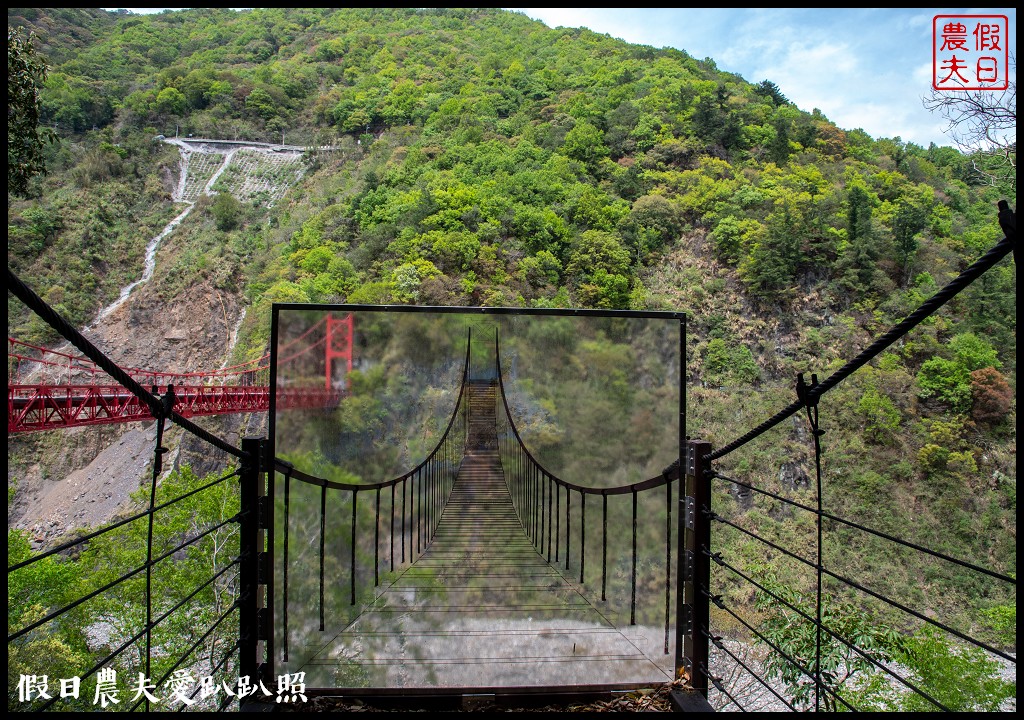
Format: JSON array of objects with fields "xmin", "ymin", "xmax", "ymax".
[{"xmin": 325, "ymin": 313, "xmax": 354, "ymax": 389}]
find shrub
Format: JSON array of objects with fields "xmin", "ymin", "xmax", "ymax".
[
  {"xmin": 210, "ymin": 192, "xmax": 242, "ymax": 231},
  {"xmin": 702, "ymin": 338, "xmax": 731, "ymax": 386},
  {"xmin": 916, "ymin": 357, "xmax": 972, "ymax": 413},
  {"xmin": 893, "ymin": 627, "xmax": 1017, "ymax": 712},
  {"xmin": 946, "ymin": 450, "xmax": 978, "ymax": 476},
  {"xmin": 918, "ymin": 443, "xmax": 950, "ymax": 473},
  {"xmin": 702, "ymin": 339, "xmax": 760, "ymax": 386},
  {"xmin": 858, "ymin": 388, "xmax": 901, "ymax": 443}
]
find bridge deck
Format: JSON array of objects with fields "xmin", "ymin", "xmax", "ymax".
[{"xmin": 295, "ymin": 383, "xmax": 673, "ymax": 690}]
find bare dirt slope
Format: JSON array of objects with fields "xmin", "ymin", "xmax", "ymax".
[{"xmin": 9, "ymin": 425, "xmax": 159, "ymax": 544}]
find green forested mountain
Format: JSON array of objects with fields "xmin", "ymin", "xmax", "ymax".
[
  {"xmin": 7, "ymin": 7, "xmax": 1016, "ymax": 707},
  {"xmin": 8, "ymin": 8, "xmax": 1015, "ymax": 346}
]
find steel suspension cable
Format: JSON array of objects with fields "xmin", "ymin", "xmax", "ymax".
[{"xmin": 710, "ymin": 471, "xmax": 1017, "ymax": 585}]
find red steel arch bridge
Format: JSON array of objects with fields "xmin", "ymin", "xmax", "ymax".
[{"xmin": 7, "ymin": 313, "xmax": 353, "ymax": 433}]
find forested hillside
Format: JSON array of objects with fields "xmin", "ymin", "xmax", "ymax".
[{"xmin": 7, "ymin": 7, "xmax": 1015, "ymax": 709}]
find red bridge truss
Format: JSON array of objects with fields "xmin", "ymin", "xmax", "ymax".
[{"xmin": 7, "ymin": 313, "xmax": 353, "ymax": 433}]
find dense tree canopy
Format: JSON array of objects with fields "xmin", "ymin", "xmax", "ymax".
[{"xmin": 8, "ymin": 26, "xmax": 55, "ymax": 197}]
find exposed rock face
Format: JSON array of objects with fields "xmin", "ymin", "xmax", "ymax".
[
  {"xmin": 731, "ymin": 481, "xmax": 754, "ymax": 510},
  {"xmin": 8, "ymin": 279, "xmax": 262, "ymax": 538},
  {"xmin": 778, "ymin": 461, "xmax": 810, "ymax": 490}
]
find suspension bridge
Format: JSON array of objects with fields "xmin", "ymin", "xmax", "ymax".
[
  {"xmin": 5, "ymin": 202, "xmax": 1016, "ymax": 711},
  {"xmin": 6, "ymin": 313, "xmax": 353, "ymax": 433}
]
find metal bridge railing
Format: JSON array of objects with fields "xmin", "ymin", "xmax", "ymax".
[
  {"xmin": 686, "ymin": 201, "xmax": 1016, "ymax": 711},
  {"xmin": 7, "ymin": 268, "xmax": 250, "ymax": 712},
  {"xmin": 8, "ymin": 335, "xmax": 271, "ymax": 388}
]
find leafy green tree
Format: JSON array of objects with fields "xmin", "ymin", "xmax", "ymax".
[
  {"xmin": 628, "ymin": 194, "xmax": 682, "ymax": 258},
  {"xmin": 8, "ymin": 463, "xmax": 240, "ymax": 711},
  {"xmin": 389, "ymin": 259, "xmax": 442, "ymax": 303},
  {"xmin": 73, "ymin": 465, "xmax": 241, "ymax": 709},
  {"xmin": 837, "ymin": 183, "xmax": 889, "ymax": 295},
  {"xmin": 380, "ymin": 78, "xmax": 423, "ymax": 125},
  {"xmin": 755, "ymin": 573, "xmax": 900, "ymax": 711},
  {"xmin": 155, "ymin": 86, "xmax": 187, "ymax": 116},
  {"xmin": 299, "ymin": 245, "xmax": 334, "ymax": 275},
  {"xmin": 739, "ymin": 194, "xmax": 804, "ymax": 297},
  {"xmin": 702, "ymin": 338, "xmax": 731, "ymax": 386},
  {"xmin": 917, "ymin": 442, "xmax": 951, "ymax": 474},
  {"xmin": 40, "ymin": 73, "xmax": 113, "ymax": 132},
  {"xmin": 729, "ymin": 345, "xmax": 760, "ymax": 385},
  {"xmin": 768, "ymin": 113, "xmax": 792, "ymax": 165},
  {"xmin": 604, "ymin": 101, "xmax": 639, "ymax": 157},
  {"xmin": 517, "ymin": 249, "xmax": 562, "ymax": 288},
  {"xmin": 896, "ymin": 628, "xmax": 1015, "ymax": 711},
  {"xmin": 949, "ymin": 332, "xmax": 1001, "ymax": 371},
  {"xmin": 576, "ymin": 269, "xmax": 631, "ymax": 309},
  {"xmin": 979, "ymin": 602, "xmax": 1016, "ymax": 649},
  {"xmin": 754, "ymin": 79, "xmax": 789, "ymax": 106},
  {"xmin": 846, "ymin": 184, "xmax": 874, "ymax": 244},
  {"xmin": 429, "ymin": 230, "xmax": 480, "ymax": 273},
  {"xmin": 631, "ymin": 112, "xmax": 669, "ymax": 152},
  {"xmin": 562, "ymin": 120, "xmax": 608, "ymax": 166},
  {"xmin": 8, "ymin": 26, "xmax": 56, "ymax": 197},
  {"xmin": 876, "ymin": 136, "xmax": 909, "ymax": 172},
  {"xmin": 8, "ymin": 530, "xmax": 86, "ymax": 711},
  {"xmin": 210, "ymin": 192, "xmax": 242, "ymax": 231},
  {"xmin": 20, "ymin": 206, "xmax": 63, "ymax": 248},
  {"xmin": 566, "ymin": 230, "xmax": 631, "ymax": 281},
  {"xmin": 891, "ymin": 196, "xmax": 928, "ymax": 286},
  {"xmin": 692, "ymin": 85, "xmax": 742, "ymax": 150},
  {"xmin": 264, "ymin": 279, "xmax": 312, "ymax": 304},
  {"xmin": 852, "ymin": 627, "xmax": 1016, "ymax": 712},
  {"xmin": 702, "ymin": 338, "xmax": 759, "ymax": 386},
  {"xmin": 245, "ymin": 86, "xmax": 278, "ymax": 121},
  {"xmin": 710, "ymin": 215, "xmax": 764, "ymax": 264}
]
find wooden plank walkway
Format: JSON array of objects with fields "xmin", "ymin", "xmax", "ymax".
[{"xmin": 297, "ymin": 382, "xmax": 674, "ymax": 690}]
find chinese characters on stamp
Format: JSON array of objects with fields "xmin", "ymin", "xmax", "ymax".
[{"xmin": 933, "ymin": 15, "xmax": 1010, "ymax": 91}]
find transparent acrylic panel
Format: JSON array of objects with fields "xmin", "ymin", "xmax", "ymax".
[
  {"xmin": 271, "ymin": 307, "xmax": 682, "ymax": 691},
  {"xmin": 496, "ymin": 313, "xmax": 680, "ymax": 484}
]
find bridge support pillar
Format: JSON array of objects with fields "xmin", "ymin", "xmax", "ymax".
[
  {"xmin": 325, "ymin": 313, "xmax": 354, "ymax": 390},
  {"xmin": 679, "ymin": 439, "xmax": 712, "ymax": 698}
]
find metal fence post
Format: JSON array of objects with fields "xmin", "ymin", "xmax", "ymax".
[
  {"xmin": 239, "ymin": 437, "xmax": 269, "ymax": 688},
  {"xmin": 682, "ymin": 439, "xmax": 712, "ymax": 697}
]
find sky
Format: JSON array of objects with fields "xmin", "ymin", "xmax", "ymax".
[{"xmin": 111, "ymin": 7, "xmax": 1016, "ymax": 148}]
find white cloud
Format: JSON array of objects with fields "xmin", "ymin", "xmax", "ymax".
[{"xmin": 757, "ymin": 41, "xmax": 858, "ymax": 85}]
